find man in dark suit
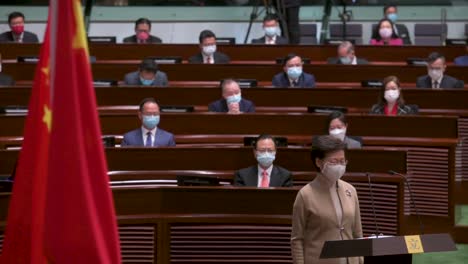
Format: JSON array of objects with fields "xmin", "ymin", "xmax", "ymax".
[
  {"xmin": 371, "ymin": 4, "xmax": 411, "ymax": 45},
  {"xmin": 123, "ymin": 18, "xmax": 162, "ymax": 44},
  {"xmin": 121, "ymin": 98, "xmax": 176, "ymax": 147},
  {"xmin": 124, "ymin": 58, "xmax": 168, "ymax": 87},
  {"xmin": 0, "ymin": 12, "xmax": 39, "ymax": 43},
  {"xmin": 208, "ymin": 79, "xmax": 255, "ymax": 114},
  {"xmin": 0, "ymin": 72, "xmax": 15, "ymax": 86},
  {"xmin": 234, "ymin": 134, "xmax": 292, "ymax": 187},
  {"xmin": 251, "ymin": 14, "xmax": 288, "ymax": 45},
  {"xmin": 272, "ymin": 53, "xmax": 315, "ymax": 88},
  {"xmin": 188, "ymin": 30, "xmax": 230, "ymax": 64},
  {"xmin": 327, "ymin": 41, "xmax": 369, "ymax": 65},
  {"xmin": 416, "ymin": 52, "xmax": 464, "ymax": 89}
]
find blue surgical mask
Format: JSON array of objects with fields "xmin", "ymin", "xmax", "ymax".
[
  {"xmin": 264, "ymin": 26, "xmax": 278, "ymax": 37},
  {"xmin": 387, "ymin": 13, "xmax": 398, "ymax": 23},
  {"xmin": 287, "ymin": 66, "xmax": 302, "ymax": 80},
  {"xmin": 226, "ymin": 93, "xmax": 241, "ymax": 104},
  {"xmin": 339, "ymin": 56, "xmax": 352, "ymax": 65},
  {"xmin": 140, "ymin": 77, "xmax": 154, "ymax": 86},
  {"xmin": 142, "ymin": 115, "xmax": 160, "ymax": 130},
  {"xmin": 256, "ymin": 151, "xmax": 276, "ymax": 168}
]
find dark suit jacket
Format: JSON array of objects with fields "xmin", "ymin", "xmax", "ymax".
[
  {"xmin": 0, "ymin": 31, "xmax": 39, "ymax": 43},
  {"xmin": 234, "ymin": 165, "xmax": 293, "ymax": 187},
  {"xmin": 371, "ymin": 23, "xmax": 411, "ymax": 45},
  {"xmin": 283, "ymin": 0, "xmax": 302, "ymax": 7},
  {"xmin": 327, "ymin": 57, "xmax": 369, "ymax": 65},
  {"xmin": 208, "ymin": 98, "xmax": 255, "ymax": 113},
  {"xmin": 272, "ymin": 72, "xmax": 315, "ymax": 88},
  {"xmin": 121, "ymin": 127, "xmax": 176, "ymax": 147},
  {"xmin": 454, "ymin": 55, "xmax": 468, "ymax": 66},
  {"xmin": 0, "ymin": 73, "xmax": 15, "ymax": 86},
  {"xmin": 123, "ymin": 34, "xmax": 162, "ymax": 44},
  {"xmin": 369, "ymin": 104, "xmax": 418, "ymax": 115},
  {"xmin": 251, "ymin": 36, "xmax": 289, "ymax": 44},
  {"xmin": 123, "ymin": 70, "xmax": 168, "ymax": 87},
  {"xmin": 188, "ymin": 52, "xmax": 230, "ymax": 64},
  {"xmin": 416, "ymin": 75, "xmax": 464, "ymax": 89}
]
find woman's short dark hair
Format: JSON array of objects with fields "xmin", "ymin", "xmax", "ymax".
[
  {"xmin": 326, "ymin": 111, "xmax": 347, "ymax": 133},
  {"xmin": 374, "ymin": 18, "xmax": 398, "ymax": 41},
  {"xmin": 282, "ymin": 53, "xmax": 300, "ymax": 66},
  {"xmin": 139, "ymin": 58, "xmax": 158, "ymax": 73},
  {"xmin": 310, "ymin": 135, "xmax": 346, "ymax": 171},
  {"xmin": 135, "ymin": 18, "xmax": 152, "ymax": 29},
  {"xmin": 377, "ymin": 75, "xmax": 405, "ymax": 106}
]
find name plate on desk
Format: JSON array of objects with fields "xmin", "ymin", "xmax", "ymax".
[
  {"xmin": 149, "ymin": 56, "xmax": 182, "ymax": 64},
  {"xmin": 17, "ymin": 56, "xmax": 39, "ymax": 63},
  {"xmin": 88, "ymin": 36, "xmax": 117, "ymax": 43}
]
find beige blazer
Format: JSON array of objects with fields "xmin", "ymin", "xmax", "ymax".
[{"xmin": 291, "ymin": 176, "xmax": 363, "ymax": 264}]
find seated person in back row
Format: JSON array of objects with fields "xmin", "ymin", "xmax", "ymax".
[
  {"xmin": 416, "ymin": 52, "xmax": 464, "ymax": 89},
  {"xmin": 124, "ymin": 58, "xmax": 168, "ymax": 87},
  {"xmin": 123, "ymin": 18, "xmax": 162, "ymax": 44},
  {"xmin": 454, "ymin": 45, "xmax": 468, "ymax": 66},
  {"xmin": 122, "ymin": 97, "xmax": 176, "ymax": 147},
  {"xmin": 0, "ymin": 12, "xmax": 39, "ymax": 43},
  {"xmin": 327, "ymin": 41, "xmax": 369, "ymax": 65},
  {"xmin": 370, "ymin": 18, "xmax": 403, "ymax": 46},
  {"xmin": 370, "ymin": 76, "xmax": 418, "ymax": 116},
  {"xmin": 326, "ymin": 111, "xmax": 362, "ymax": 149},
  {"xmin": 189, "ymin": 30, "xmax": 230, "ymax": 64},
  {"xmin": 234, "ymin": 134, "xmax": 292, "ymax": 187},
  {"xmin": 272, "ymin": 53, "xmax": 315, "ymax": 88},
  {"xmin": 371, "ymin": 4, "xmax": 411, "ymax": 45},
  {"xmin": 208, "ymin": 79, "xmax": 255, "ymax": 114},
  {"xmin": 251, "ymin": 14, "xmax": 288, "ymax": 45}
]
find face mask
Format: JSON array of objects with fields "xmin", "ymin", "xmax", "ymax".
[
  {"xmin": 140, "ymin": 77, "xmax": 154, "ymax": 86},
  {"xmin": 384, "ymin": 89, "xmax": 400, "ymax": 103},
  {"xmin": 142, "ymin": 115, "xmax": 160, "ymax": 130},
  {"xmin": 256, "ymin": 151, "xmax": 276, "ymax": 168},
  {"xmin": 11, "ymin": 25, "xmax": 24, "ymax": 35},
  {"xmin": 321, "ymin": 163, "xmax": 346, "ymax": 184},
  {"xmin": 329, "ymin": 128, "xmax": 346, "ymax": 141},
  {"xmin": 226, "ymin": 93, "xmax": 241, "ymax": 104},
  {"xmin": 387, "ymin": 13, "xmax": 398, "ymax": 23},
  {"xmin": 339, "ymin": 56, "xmax": 352, "ymax": 65},
  {"xmin": 379, "ymin": 28, "xmax": 393, "ymax": 39},
  {"xmin": 287, "ymin": 66, "xmax": 302, "ymax": 80},
  {"xmin": 137, "ymin": 31, "xmax": 149, "ymax": 41},
  {"xmin": 264, "ymin": 27, "xmax": 278, "ymax": 37},
  {"xmin": 202, "ymin": 45, "xmax": 217, "ymax": 56},
  {"xmin": 428, "ymin": 69, "xmax": 443, "ymax": 81}
]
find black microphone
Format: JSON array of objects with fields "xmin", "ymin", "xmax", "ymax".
[
  {"xmin": 366, "ymin": 173, "xmax": 381, "ymax": 238},
  {"xmin": 388, "ymin": 170, "xmax": 425, "ymax": 235}
]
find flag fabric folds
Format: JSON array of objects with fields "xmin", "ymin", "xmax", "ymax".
[{"xmin": 1, "ymin": 0, "xmax": 121, "ymax": 263}]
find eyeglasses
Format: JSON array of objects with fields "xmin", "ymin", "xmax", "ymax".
[
  {"xmin": 325, "ymin": 159, "xmax": 348, "ymax": 166},
  {"xmin": 256, "ymin": 149, "xmax": 276, "ymax": 154}
]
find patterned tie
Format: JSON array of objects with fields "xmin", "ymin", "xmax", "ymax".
[
  {"xmin": 261, "ymin": 170, "xmax": 269, "ymax": 187},
  {"xmin": 145, "ymin": 131, "xmax": 152, "ymax": 147}
]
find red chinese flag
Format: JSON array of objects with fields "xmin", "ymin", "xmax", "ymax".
[
  {"xmin": 0, "ymin": 25, "xmax": 51, "ymax": 264},
  {"xmin": 1, "ymin": 0, "xmax": 121, "ymax": 263},
  {"xmin": 42, "ymin": 0, "xmax": 121, "ymax": 262}
]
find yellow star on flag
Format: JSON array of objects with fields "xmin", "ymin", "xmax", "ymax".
[
  {"xmin": 72, "ymin": 0, "xmax": 89, "ymax": 56},
  {"xmin": 43, "ymin": 105, "xmax": 52, "ymax": 132}
]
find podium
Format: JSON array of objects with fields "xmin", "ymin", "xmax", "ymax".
[{"xmin": 320, "ymin": 233, "xmax": 456, "ymax": 264}]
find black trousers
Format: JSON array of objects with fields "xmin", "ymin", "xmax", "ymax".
[{"xmin": 284, "ymin": 5, "xmax": 300, "ymax": 44}]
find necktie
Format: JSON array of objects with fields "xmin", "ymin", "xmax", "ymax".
[
  {"xmin": 145, "ymin": 132, "xmax": 152, "ymax": 147},
  {"xmin": 206, "ymin": 56, "xmax": 213, "ymax": 64},
  {"xmin": 261, "ymin": 170, "xmax": 269, "ymax": 187},
  {"xmin": 433, "ymin": 81, "xmax": 439, "ymax": 89}
]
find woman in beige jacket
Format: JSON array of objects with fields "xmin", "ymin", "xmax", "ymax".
[{"xmin": 291, "ymin": 135, "xmax": 363, "ymax": 264}]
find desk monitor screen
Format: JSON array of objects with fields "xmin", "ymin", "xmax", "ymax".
[
  {"xmin": 308, "ymin": 105, "xmax": 348, "ymax": 114},
  {"xmin": 276, "ymin": 57, "xmax": 311, "ymax": 65},
  {"xmin": 148, "ymin": 56, "xmax": 183, "ymax": 64},
  {"xmin": 216, "ymin": 38, "xmax": 236, "ymax": 45},
  {"xmin": 176, "ymin": 175, "xmax": 220, "ymax": 186},
  {"xmin": 407, "ymin": 58, "xmax": 427, "ymax": 66},
  {"xmin": 88, "ymin": 36, "xmax": 117, "ymax": 44},
  {"xmin": 160, "ymin": 105, "xmax": 195, "ymax": 113},
  {"xmin": 446, "ymin": 39, "xmax": 468, "ymax": 46},
  {"xmin": 243, "ymin": 136, "xmax": 288, "ymax": 147}
]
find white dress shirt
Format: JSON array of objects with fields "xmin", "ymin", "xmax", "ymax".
[
  {"xmin": 202, "ymin": 53, "xmax": 214, "ymax": 64},
  {"xmin": 431, "ymin": 75, "xmax": 444, "ymax": 89},
  {"xmin": 141, "ymin": 126, "xmax": 158, "ymax": 146},
  {"xmin": 265, "ymin": 35, "xmax": 277, "ymax": 45}
]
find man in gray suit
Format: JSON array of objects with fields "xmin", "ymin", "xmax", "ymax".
[
  {"xmin": 234, "ymin": 134, "xmax": 292, "ymax": 187},
  {"xmin": 124, "ymin": 58, "xmax": 168, "ymax": 87},
  {"xmin": 416, "ymin": 52, "xmax": 464, "ymax": 89},
  {"xmin": 0, "ymin": 12, "xmax": 39, "ymax": 43},
  {"xmin": 327, "ymin": 41, "xmax": 369, "ymax": 65},
  {"xmin": 251, "ymin": 14, "xmax": 288, "ymax": 45},
  {"xmin": 121, "ymin": 97, "xmax": 176, "ymax": 147}
]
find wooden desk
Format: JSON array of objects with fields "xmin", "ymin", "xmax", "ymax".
[
  {"xmin": 1, "ymin": 87, "xmax": 468, "ymax": 111},
  {"xmin": 3, "ymin": 63, "xmax": 468, "ymax": 83},
  {"xmin": 0, "ymin": 43, "xmax": 465, "ymax": 62},
  {"xmin": 0, "ymin": 180, "xmax": 404, "ymax": 263}
]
